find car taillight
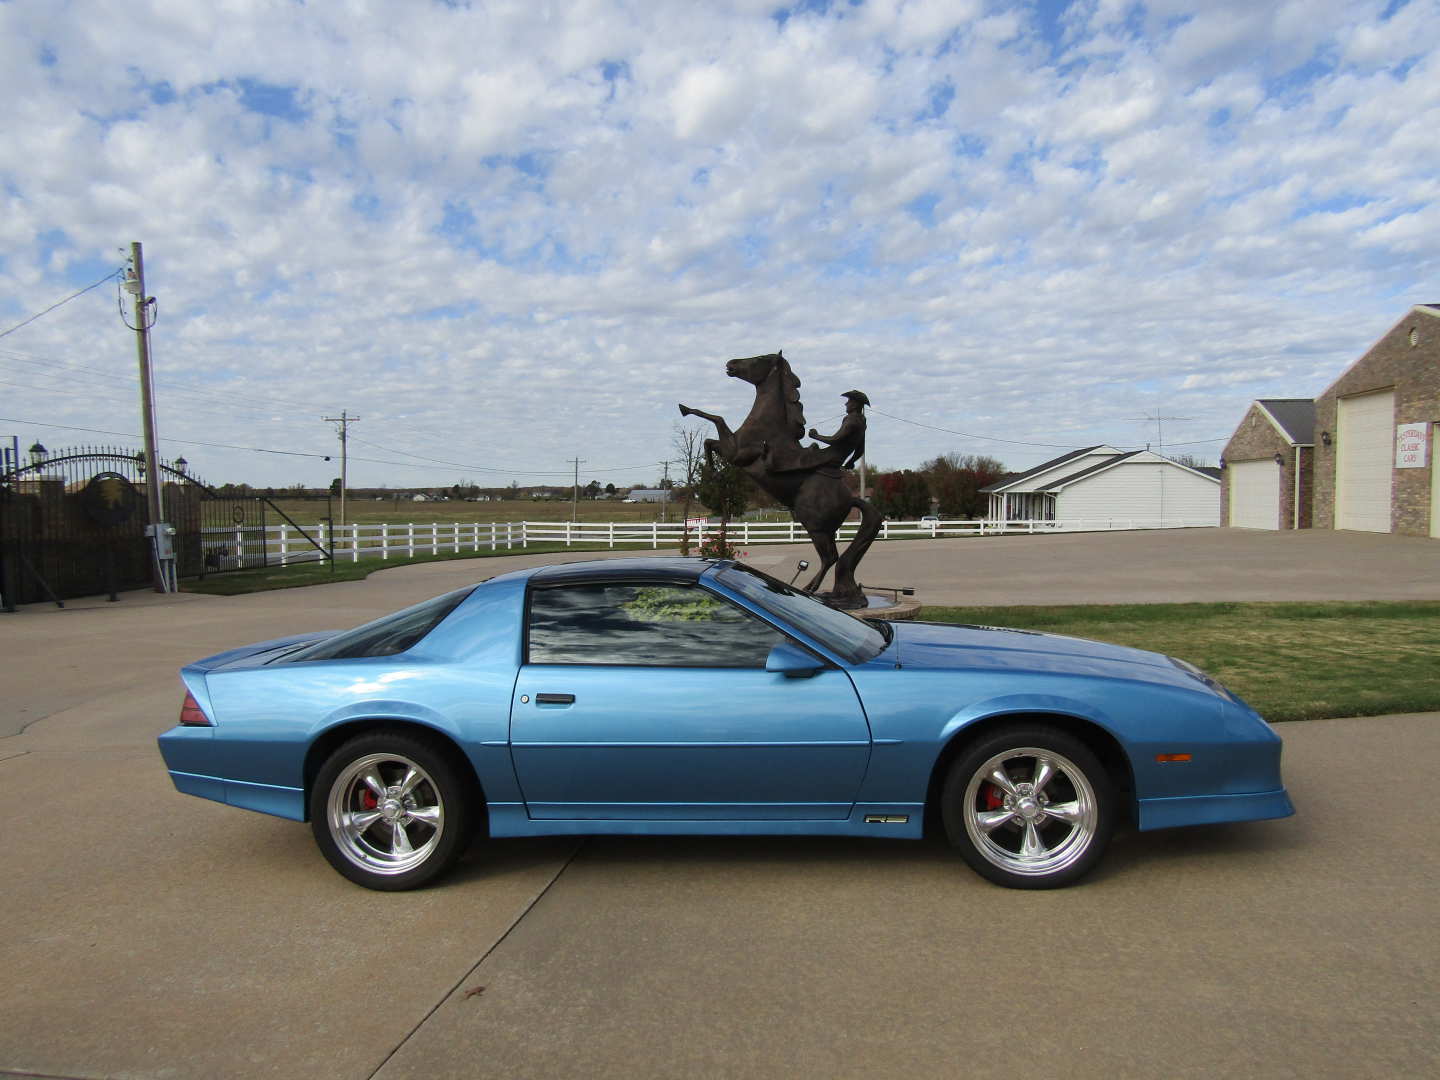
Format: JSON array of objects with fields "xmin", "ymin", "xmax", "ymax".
[{"xmin": 179, "ymin": 691, "xmax": 212, "ymax": 727}]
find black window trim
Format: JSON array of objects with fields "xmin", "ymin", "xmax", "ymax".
[{"xmin": 521, "ymin": 577, "xmax": 832, "ymax": 671}]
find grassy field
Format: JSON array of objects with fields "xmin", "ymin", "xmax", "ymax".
[
  {"xmin": 922, "ymin": 601, "xmax": 1440, "ymax": 723},
  {"xmin": 264, "ymin": 497, "xmax": 764, "ymax": 526}
]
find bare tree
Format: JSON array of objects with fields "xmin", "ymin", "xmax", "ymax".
[
  {"xmin": 1166, "ymin": 452, "xmax": 1215, "ymax": 469},
  {"xmin": 673, "ymin": 423, "xmax": 706, "ymax": 555}
]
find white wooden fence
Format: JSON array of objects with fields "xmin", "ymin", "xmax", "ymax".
[{"xmin": 197, "ymin": 517, "xmax": 1217, "ymax": 571}]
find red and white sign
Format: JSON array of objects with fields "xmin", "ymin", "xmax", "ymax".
[{"xmin": 1395, "ymin": 423, "xmax": 1429, "ymax": 469}]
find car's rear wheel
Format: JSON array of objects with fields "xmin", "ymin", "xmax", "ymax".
[
  {"xmin": 310, "ymin": 730, "xmax": 472, "ymax": 891},
  {"xmin": 942, "ymin": 725, "xmax": 1115, "ymax": 889}
]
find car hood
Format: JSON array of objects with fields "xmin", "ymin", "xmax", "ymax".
[{"xmin": 883, "ymin": 620, "xmax": 1194, "ymax": 686}]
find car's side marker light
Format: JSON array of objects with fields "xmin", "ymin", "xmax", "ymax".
[
  {"xmin": 1155, "ymin": 753, "xmax": 1192, "ymax": 763},
  {"xmin": 179, "ymin": 691, "xmax": 213, "ymax": 727}
]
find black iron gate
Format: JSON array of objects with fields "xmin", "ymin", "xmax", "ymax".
[
  {"xmin": 195, "ymin": 488, "xmax": 269, "ymax": 574},
  {"xmin": 1, "ymin": 445, "xmax": 330, "ymax": 609}
]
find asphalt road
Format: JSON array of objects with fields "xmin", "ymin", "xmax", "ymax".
[{"xmin": 2, "ymin": 529, "xmax": 1438, "ymax": 1078}]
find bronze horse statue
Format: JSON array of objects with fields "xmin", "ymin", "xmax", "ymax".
[{"xmin": 679, "ymin": 351, "xmax": 882, "ymax": 608}]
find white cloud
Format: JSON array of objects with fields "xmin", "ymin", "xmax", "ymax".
[{"xmin": 0, "ymin": 1, "xmax": 1437, "ymax": 491}]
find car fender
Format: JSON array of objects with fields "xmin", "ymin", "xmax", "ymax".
[
  {"xmin": 937, "ymin": 691, "xmax": 1122, "ymax": 748},
  {"xmin": 304, "ymin": 679, "xmax": 522, "ymax": 807},
  {"xmin": 312, "ymin": 698, "xmax": 461, "ymax": 741}
]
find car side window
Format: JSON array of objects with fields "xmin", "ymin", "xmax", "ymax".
[{"xmin": 527, "ymin": 583, "xmax": 784, "ymax": 667}]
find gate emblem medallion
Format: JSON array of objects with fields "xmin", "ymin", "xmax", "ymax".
[{"xmin": 81, "ymin": 472, "xmax": 141, "ymax": 527}]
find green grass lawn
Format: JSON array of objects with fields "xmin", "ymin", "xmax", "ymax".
[
  {"xmin": 264, "ymin": 497, "xmax": 724, "ymax": 526},
  {"xmin": 920, "ymin": 601, "xmax": 1440, "ymax": 723}
]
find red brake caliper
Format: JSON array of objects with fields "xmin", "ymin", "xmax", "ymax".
[
  {"xmin": 360, "ymin": 789, "xmax": 379, "ymax": 810},
  {"xmin": 982, "ymin": 783, "xmax": 1004, "ymax": 810}
]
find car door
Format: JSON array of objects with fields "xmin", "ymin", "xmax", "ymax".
[{"xmin": 510, "ymin": 579, "xmax": 871, "ymax": 820}]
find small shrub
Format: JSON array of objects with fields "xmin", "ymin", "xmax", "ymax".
[{"xmin": 697, "ymin": 532, "xmax": 739, "ymax": 560}]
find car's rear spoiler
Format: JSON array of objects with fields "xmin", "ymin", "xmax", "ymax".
[{"xmin": 177, "ymin": 632, "xmax": 338, "ymax": 725}]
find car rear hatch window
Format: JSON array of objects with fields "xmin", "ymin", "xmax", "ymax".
[{"xmin": 280, "ymin": 587, "xmax": 474, "ymax": 662}]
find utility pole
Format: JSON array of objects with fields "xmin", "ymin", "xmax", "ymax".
[
  {"xmin": 660, "ymin": 460, "xmax": 672, "ymax": 522},
  {"xmin": 323, "ymin": 410, "xmax": 360, "ymax": 527},
  {"xmin": 123, "ymin": 242, "xmax": 173, "ymax": 592},
  {"xmin": 571, "ymin": 457, "xmax": 585, "ymax": 522}
]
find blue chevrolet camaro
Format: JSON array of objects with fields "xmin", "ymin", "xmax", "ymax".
[{"xmin": 158, "ymin": 557, "xmax": 1293, "ymax": 890}]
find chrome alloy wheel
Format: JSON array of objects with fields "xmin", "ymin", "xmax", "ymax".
[
  {"xmin": 961, "ymin": 746, "xmax": 1099, "ymax": 878},
  {"xmin": 326, "ymin": 752, "xmax": 445, "ymax": 876}
]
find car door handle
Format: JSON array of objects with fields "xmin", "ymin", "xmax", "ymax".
[{"xmin": 535, "ymin": 693, "xmax": 575, "ymax": 705}]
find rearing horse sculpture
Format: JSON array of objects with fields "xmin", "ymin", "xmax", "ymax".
[{"xmin": 679, "ymin": 351, "xmax": 883, "ymax": 608}]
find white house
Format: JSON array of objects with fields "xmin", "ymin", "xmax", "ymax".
[{"xmin": 983, "ymin": 445, "xmax": 1220, "ymax": 526}]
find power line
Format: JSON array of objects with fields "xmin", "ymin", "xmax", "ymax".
[
  {"xmin": 0, "ymin": 269, "xmax": 122, "ymax": 341},
  {"xmin": 867, "ymin": 407, "xmax": 1096, "ymax": 449},
  {"xmin": 0, "ymin": 416, "xmax": 660, "ymax": 479},
  {"xmin": 347, "ymin": 434, "xmax": 653, "ymax": 476},
  {"xmin": 867, "ymin": 407, "xmax": 1226, "ymax": 452},
  {"xmin": 0, "ymin": 416, "xmax": 330, "ymax": 458},
  {"xmin": 0, "ymin": 366, "xmax": 325, "ymax": 428},
  {"xmin": 0, "ymin": 344, "xmax": 351, "ymax": 419}
]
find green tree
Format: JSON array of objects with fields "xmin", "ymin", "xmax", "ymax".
[
  {"xmin": 922, "ymin": 453, "xmax": 1007, "ymax": 518},
  {"xmin": 870, "ymin": 469, "xmax": 930, "ymax": 518},
  {"xmin": 696, "ymin": 453, "xmax": 749, "ymax": 556}
]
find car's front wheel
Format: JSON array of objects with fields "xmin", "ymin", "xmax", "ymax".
[
  {"xmin": 310, "ymin": 730, "xmax": 472, "ymax": 891},
  {"xmin": 942, "ymin": 725, "xmax": 1115, "ymax": 889}
]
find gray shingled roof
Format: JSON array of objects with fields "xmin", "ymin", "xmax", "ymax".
[
  {"xmin": 1257, "ymin": 399, "xmax": 1316, "ymax": 445},
  {"xmin": 1043, "ymin": 451, "xmax": 1220, "ymax": 490},
  {"xmin": 1044, "ymin": 450, "xmax": 1141, "ymax": 488},
  {"xmin": 979, "ymin": 445, "xmax": 1107, "ymax": 493}
]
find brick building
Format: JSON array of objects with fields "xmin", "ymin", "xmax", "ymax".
[
  {"xmin": 1312, "ymin": 305, "xmax": 1440, "ymax": 537},
  {"xmin": 1224, "ymin": 306, "xmax": 1440, "ymax": 538},
  {"xmin": 1220, "ymin": 400, "xmax": 1315, "ymax": 530}
]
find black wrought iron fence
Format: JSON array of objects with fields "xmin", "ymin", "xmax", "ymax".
[{"xmin": 0, "ymin": 444, "xmax": 330, "ymax": 609}]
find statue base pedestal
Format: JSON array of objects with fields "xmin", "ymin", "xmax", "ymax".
[
  {"xmin": 831, "ymin": 593, "xmax": 922, "ymax": 620},
  {"xmin": 861, "ymin": 594, "xmax": 922, "ymax": 620}
]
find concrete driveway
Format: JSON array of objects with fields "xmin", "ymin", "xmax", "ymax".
[{"xmin": 2, "ymin": 529, "xmax": 1437, "ymax": 1078}]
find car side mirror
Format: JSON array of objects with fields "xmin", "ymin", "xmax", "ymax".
[{"xmin": 765, "ymin": 641, "xmax": 824, "ymax": 678}]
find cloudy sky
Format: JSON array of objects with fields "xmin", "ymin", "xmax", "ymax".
[{"xmin": 3, "ymin": 0, "xmax": 1436, "ymax": 492}]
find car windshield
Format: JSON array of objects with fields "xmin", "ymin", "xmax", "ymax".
[
  {"xmin": 282, "ymin": 586, "xmax": 474, "ymax": 662},
  {"xmin": 714, "ymin": 563, "xmax": 888, "ymax": 664}
]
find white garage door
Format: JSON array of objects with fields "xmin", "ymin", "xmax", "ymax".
[
  {"xmin": 1432, "ymin": 423, "xmax": 1440, "ymax": 538},
  {"xmin": 1229, "ymin": 459, "xmax": 1281, "ymax": 529},
  {"xmin": 1336, "ymin": 389, "xmax": 1394, "ymax": 533}
]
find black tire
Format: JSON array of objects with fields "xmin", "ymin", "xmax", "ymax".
[
  {"xmin": 941, "ymin": 725, "xmax": 1115, "ymax": 889},
  {"xmin": 310, "ymin": 729, "xmax": 473, "ymax": 891}
]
